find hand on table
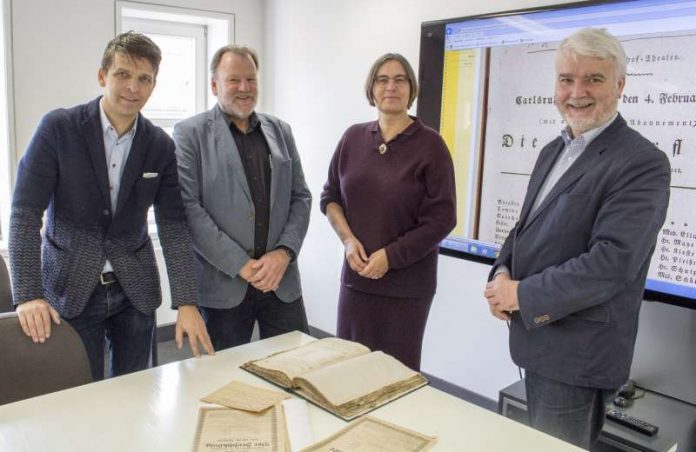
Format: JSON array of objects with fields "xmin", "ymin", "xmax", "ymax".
[{"xmin": 176, "ymin": 305, "xmax": 215, "ymax": 357}]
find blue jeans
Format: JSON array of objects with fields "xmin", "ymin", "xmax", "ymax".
[
  {"xmin": 65, "ymin": 279, "xmax": 154, "ymax": 381},
  {"xmin": 525, "ymin": 371, "xmax": 617, "ymax": 450},
  {"xmin": 199, "ymin": 287, "xmax": 309, "ymax": 351}
]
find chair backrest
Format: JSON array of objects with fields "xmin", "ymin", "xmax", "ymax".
[
  {"xmin": 0, "ymin": 254, "xmax": 13, "ymax": 313},
  {"xmin": 0, "ymin": 312, "xmax": 92, "ymax": 405}
]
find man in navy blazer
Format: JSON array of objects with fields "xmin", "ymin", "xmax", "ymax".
[
  {"xmin": 9, "ymin": 32, "xmax": 213, "ymax": 381},
  {"xmin": 484, "ymin": 28, "xmax": 670, "ymax": 448},
  {"xmin": 174, "ymin": 45, "xmax": 311, "ymax": 350}
]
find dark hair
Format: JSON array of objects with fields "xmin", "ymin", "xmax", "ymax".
[
  {"xmin": 364, "ymin": 53, "xmax": 418, "ymax": 108},
  {"xmin": 101, "ymin": 31, "xmax": 162, "ymax": 76},
  {"xmin": 210, "ymin": 45, "xmax": 259, "ymax": 75}
]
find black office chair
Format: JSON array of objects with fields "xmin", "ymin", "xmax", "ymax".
[
  {"xmin": 0, "ymin": 312, "xmax": 92, "ymax": 405},
  {"xmin": 0, "ymin": 254, "xmax": 13, "ymax": 313},
  {"xmin": 677, "ymin": 419, "xmax": 696, "ymax": 452}
]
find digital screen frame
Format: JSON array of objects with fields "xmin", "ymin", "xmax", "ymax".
[{"xmin": 418, "ymin": 0, "xmax": 696, "ymax": 309}]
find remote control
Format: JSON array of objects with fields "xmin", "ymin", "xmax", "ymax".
[{"xmin": 606, "ymin": 409, "xmax": 659, "ymax": 437}]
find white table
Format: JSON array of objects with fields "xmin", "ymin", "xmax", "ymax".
[{"xmin": 0, "ymin": 332, "xmax": 582, "ymax": 451}]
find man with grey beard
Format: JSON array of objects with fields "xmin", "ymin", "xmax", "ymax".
[
  {"xmin": 483, "ymin": 28, "xmax": 670, "ymax": 449},
  {"xmin": 173, "ymin": 45, "xmax": 311, "ymax": 351}
]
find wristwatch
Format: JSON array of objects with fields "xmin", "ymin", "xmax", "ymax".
[{"xmin": 277, "ymin": 246, "xmax": 296, "ymax": 262}]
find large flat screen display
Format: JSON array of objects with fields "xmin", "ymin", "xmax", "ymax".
[{"xmin": 418, "ymin": 0, "xmax": 696, "ymax": 308}]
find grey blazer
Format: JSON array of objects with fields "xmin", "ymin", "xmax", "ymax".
[
  {"xmin": 173, "ymin": 105, "xmax": 311, "ymax": 308},
  {"xmin": 490, "ymin": 115, "xmax": 670, "ymax": 389}
]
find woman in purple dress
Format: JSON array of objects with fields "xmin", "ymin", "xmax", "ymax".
[{"xmin": 320, "ymin": 53, "xmax": 456, "ymax": 370}]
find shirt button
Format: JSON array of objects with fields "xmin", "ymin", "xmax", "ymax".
[{"xmin": 102, "ymin": 209, "xmax": 110, "ymax": 216}]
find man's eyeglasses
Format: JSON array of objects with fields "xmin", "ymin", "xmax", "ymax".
[{"xmin": 374, "ymin": 75, "xmax": 409, "ymax": 87}]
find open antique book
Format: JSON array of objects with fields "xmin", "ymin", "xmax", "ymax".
[{"xmin": 241, "ymin": 338, "xmax": 428, "ymax": 420}]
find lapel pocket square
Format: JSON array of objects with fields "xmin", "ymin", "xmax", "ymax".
[{"xmin": 142, "ymin": 172, "xmax": 159, "ymax": 179}]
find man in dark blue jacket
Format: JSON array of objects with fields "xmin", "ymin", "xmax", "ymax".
[
  {"xmin": 484, "ymin": 28, "xmax": 670, "ymax": 449},
  {"xmin": 9, "ymin": 32, "xmax": 213, "ymax": 380}
]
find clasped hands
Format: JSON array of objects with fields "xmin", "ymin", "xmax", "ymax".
[
  {"xmin": 343, "ymin": 237, "xmax": 389, "ymax": 280},
  {"xmin": 239, "ymin": 249, "xmax": 290, "ymax": 292},
  {"xmin": 483, "ymin": 273, "xmax": 520, "ymax": 321}
]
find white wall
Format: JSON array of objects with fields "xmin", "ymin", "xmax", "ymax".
[
  {"xmin": 10, "ymin": 0, "xmax": 264, "ymax": 164},
  {"xmin": 264, "ymin": 0, "xmax": 576, "ymax": 402}
]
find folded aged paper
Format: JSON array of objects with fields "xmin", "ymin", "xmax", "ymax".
[
  {"xmin": 299, "ymin": 416, "xmax": 436, "ymax": 452},
  {"xmin": 201, "ymin": 380, "xmax": 290, "ymax": 412},
  {"xmin": 191, "ymin": 406, "xmax": 289, "ymax": 452}
]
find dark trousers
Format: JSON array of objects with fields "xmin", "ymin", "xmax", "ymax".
[
  {"xmin": 66, "ymin": 279, "xmax": 154, "ymax": 381},
  {"xmin": 199, "ymin": 287, "xmax": 309, "ymax": 351},
  {"xmin": 337, "ymin": 285, "xmax": 433, "ymax": 371},
  {"xmin": 525, "ymin": 370, "xmax": 617, "ymax": 450}
]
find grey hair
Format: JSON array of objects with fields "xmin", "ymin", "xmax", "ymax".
[{"xmin": 557, "ymin": 27, "xmax": 627, "ymax": 79}]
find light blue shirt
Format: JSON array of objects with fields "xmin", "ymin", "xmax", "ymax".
[
  {"xmin": 530, "ymin": 113, "xmax": 617, "ymax": 215},
  {"xmin": 99, "ymin": 100, "xmax": 137, "ymax": 273}
]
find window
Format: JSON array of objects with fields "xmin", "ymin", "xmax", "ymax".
[
  {"xmin": 117, "ymin": 1, "xmax": 234, "ymax": 114},
  {"xmin": 117, "ymin": 2, "xmax": 233, "ymax": 237},
  {"xmin": 120, "ymin": 18, "xmax": 206, "ymax": 135}
]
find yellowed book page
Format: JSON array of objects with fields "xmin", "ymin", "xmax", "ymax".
[
  {"xmin": 191, "ymin": 406, "xmax": 288, "ymax": 452},
  {"xmin": 249, "ymin": 338, "xmax": 370, "ymax": 381},
  {"xmin": 299, "ymin": 416, "xmax": 436, "ymax": 452},
  {"xmin": 296, "ymin": 351, "xmax": 420, "ymax": 406},
  {"xmin": 201, "ymin": 380, "xmax": 290, "ymax": 413}
]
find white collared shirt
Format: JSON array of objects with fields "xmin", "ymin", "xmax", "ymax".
[
  {"xmin": 99, "ymin": 99, "xmax": 137, "ymax": 273},
  {"xmin": 530, "ymin": 113, "xmax": 617, "ymax": 215}
]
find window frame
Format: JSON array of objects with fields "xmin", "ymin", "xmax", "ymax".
[
  {"xmin": 120, "ymin": 17, "xmax": 207, "ymax": 131},
  {"xmin": 0, "ymin": 0, "xmax": 15, "ymax": 249},
  {"xmin": 116, "ymin": 2, "xmax": 234, "ymax": 241}
]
